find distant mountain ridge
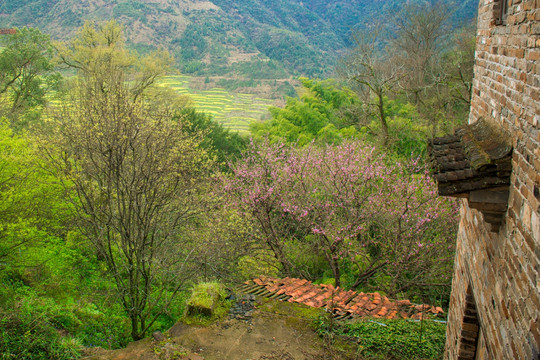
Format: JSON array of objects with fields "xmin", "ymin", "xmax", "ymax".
[{"xmin": 0, "ymin": 0, "xmax": 478, "ymax": 78}]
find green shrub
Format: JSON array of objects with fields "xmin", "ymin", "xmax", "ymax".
[
  {"xmin": 316, "ymin": 317, "xmax": 446, "ymax": 360},
  {"xmin": 186, "ymin": 282, "xmax": 226, "ymax": 313},
  {"xmin": 0, "ymin": 282, "xmax": 131, "ymax": 352}
]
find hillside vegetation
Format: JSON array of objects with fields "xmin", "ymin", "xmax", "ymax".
[{"xmin": 0, "ymin": 0, "xmax": 477, "ymax": 78}]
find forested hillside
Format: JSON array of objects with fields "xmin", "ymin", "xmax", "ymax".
[{"xmin": 0, "ymin": 0, "xmax": 477, "ymax": 77}]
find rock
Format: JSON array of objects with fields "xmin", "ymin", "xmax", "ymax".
[
  {"xmin": 187, "ymin": 283, "xmax": 225, "ymax": 317},
  {"xmin": 227, "ymin": 293, "xmax": 256, "ymax": 321},
  {"xmin": 152, "ymin": 331, "xmax": 165, "ymax": 342}
]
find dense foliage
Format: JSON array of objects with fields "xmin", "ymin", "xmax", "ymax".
[
  {"xmin": 0, "ymin": 119, "xmax": 134, "ymax": 356},
  {"xmin": 179, "ymin": 107, "xmax": 247, "ymax": 168},
  {"xmin": 251, "ymin": 78, "xmax": 434, "ymax": 158},
  {"xmin": 0, "ymin": 5, "xmax": 471, "ymax": 356},
  {"xmin": 0, "ymin": 27, "xmax": 59, "ymax": 129},
  {"xmin": 251, "ymin": 78, "xmax": 359, "ymax": 146},
  {"xmin": 0, "ymin": 24, "xmax": 246, "ymax": 357}
]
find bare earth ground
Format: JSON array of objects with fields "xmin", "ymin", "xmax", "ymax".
[{"xmin": 84, "ymin": 299, "xmax": 332, "ymax": 360}]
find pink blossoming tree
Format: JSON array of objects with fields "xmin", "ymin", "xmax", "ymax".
[{"xmin": 226, "ymin": 140, "xmax": 457, "ymax": 295}]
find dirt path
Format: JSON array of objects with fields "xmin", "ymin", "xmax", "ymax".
[{"xmin": 85, "ymin": 299, "xmax": 328, "ymax": 360}]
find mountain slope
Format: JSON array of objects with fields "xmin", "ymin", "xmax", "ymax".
[{"xmin": 0, "ymin": 0, "xmax": 478, "ymax": 78}]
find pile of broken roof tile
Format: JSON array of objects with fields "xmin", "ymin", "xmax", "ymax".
[{"xmin": 240, "ymin": 276, "xmax": 443, "ymax": 320}]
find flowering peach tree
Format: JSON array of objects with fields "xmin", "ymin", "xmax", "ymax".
[{"xmin": 226, "ymin": 140, "xmax": 458, "ymax": 295}]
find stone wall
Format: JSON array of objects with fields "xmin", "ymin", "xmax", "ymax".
[{"xmin": 444, "ymin": 0, "xmax": 540, "ymax": 359}]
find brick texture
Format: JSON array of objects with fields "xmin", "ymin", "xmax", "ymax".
[{"xmin": 444, "ymin": 0, "xmax": 540, "ymax": 359}]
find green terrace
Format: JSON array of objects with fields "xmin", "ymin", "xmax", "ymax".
[{"xmin": 158, "ymin": 75, "xmax": 274, "ymax": 135}]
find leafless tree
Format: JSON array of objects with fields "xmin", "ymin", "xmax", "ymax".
[
  {"xmin": 390, "ymin": 1, "xmax": 452, "ymax": 105},
  {"xmin": 339, "ymin": 28, "xmax": 401, "ymax": 146},
  {"xmin": 445, "ymin": 24, "xmax": 476, "ymax": 107},
  {"xmin": 387, "ymin": 1, "xmax": 463, "ymax": 136}
]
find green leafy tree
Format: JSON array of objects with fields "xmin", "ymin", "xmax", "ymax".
[
  {"xmin": 0, "ymin": 27, "xmax": 58, "ymax": 129},
  {"xmin": 355, "ymin": 97, "xmax": 430, "ymax": 159},
  {"xmin": 251, "ymin": 78, "xmax": 359, "ymax": 145},
  {"xmin": 55, "ymin": 20, "xmax": 173, "ymax": 102},
  {"xmin": 0, "ymin": 119, "xmax": 72, "ymax": 265}
]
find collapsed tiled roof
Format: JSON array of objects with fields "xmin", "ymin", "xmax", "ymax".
[
  {"xmin": 428, "ymin": 118, "xmax": 512, "ymax": 197},
  {"xmin": 239, "ymin": 276, "xmax": 443, "ymax": 320}
]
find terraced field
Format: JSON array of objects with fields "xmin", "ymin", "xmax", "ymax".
[{"xmin": 159, "ymin": 75, "xmax": 274, "ymax": 135}]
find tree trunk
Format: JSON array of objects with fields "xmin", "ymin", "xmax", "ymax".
[
  {"xmin": 350, "ymin": 262, "xmax": 387, "ymax": 290},
  {"xmin": 130, "ymin": 315, "xmax": 141, "ymax": 341},
  {"xmin": 332, "ymin": 262, "xmax": 341, "ymax": 288},
  {"xmin": 377, "ymin": 91, "xmax": 389, "ymax": 146},
  {"xmin": 327, "ymin": 254, "xmax": 341, "ymax": 288},
  {"xmin": 272, "ymin": 242, "xmax": 291, "ymax": 274}
]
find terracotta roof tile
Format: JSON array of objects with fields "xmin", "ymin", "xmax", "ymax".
[
  {"xmin": 366, "ymin": 302, "xmax": 378, "ymax": 311},
  {"xmin": 295, "ymin": 290, "xmax": 319, "ymax": 303},
  {"xmin": 397, "ymin": 299, "xmax": 412, "ymax": 306},
  {"xmin": 377, "ymin": 307, "xmax": 389, "ymax": 317},
  {"xmin": 313, "ymin": 290, "xmax": 333, "ymax": 303},
  {"xmin": 245, "ymin": 277, "xmax": 443, "ymax": 320},
  {"xmin": 399, "ymin": 311, "xmax": 409, "ymax": 319}
]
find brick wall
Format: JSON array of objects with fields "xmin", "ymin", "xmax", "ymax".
[{"xmin": 444, "ymin": 0, "xmax": 540, "ymax": 359}]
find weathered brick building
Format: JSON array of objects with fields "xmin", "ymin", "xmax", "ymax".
[{"xmin": 430, "ymin": 0, "xmax": 539, "ymax": 359}]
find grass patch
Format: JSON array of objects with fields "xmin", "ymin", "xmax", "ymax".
[{"xmin": 255, "ymin": 298, "xmax": 324, "ymax": 331}]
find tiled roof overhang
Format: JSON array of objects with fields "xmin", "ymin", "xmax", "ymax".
[
  {"xmin": 428, "ymin": 118, "xmax": 512, "ymax": 196},
  {"xmin": 428, "ymin": 118, "xmax": 513, "ymax": 231}
]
